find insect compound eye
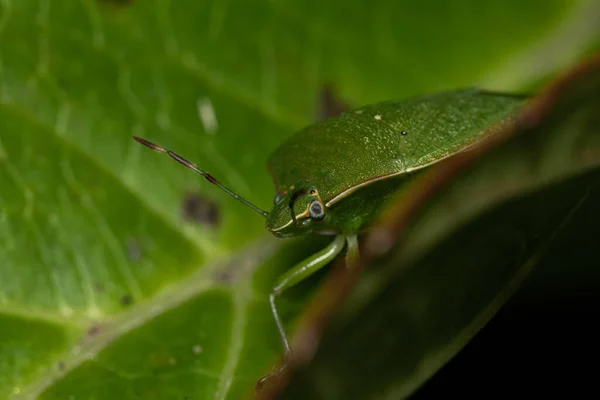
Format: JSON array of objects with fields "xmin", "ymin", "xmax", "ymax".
[
  {"xmin": 308, "ymin": 200, "xmax": 325, "ymax": 220},
  {"xmin": 273, "ymin": 192, "xmax": 285, "ymax": 205}
]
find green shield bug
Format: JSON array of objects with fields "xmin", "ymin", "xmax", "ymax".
[{"xmin": 133, "ymin": 88, "xmax": 525, "ymax": 382}]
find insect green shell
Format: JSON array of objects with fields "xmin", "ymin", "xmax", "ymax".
[
  {"xmin": 132, "ymin": 88, "xmax": 527, "ymax": 388},
  {"xmin": 265, "ymin": 89, "xmax": 525, "ymax": 237}
]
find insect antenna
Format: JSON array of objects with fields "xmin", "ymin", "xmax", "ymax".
[
  {"xmin": 133, "ymin": 136, "xmax": 269, "ymax": 218},
  {"xmin": 288, "ymin": 188, "xmax": 307, "ymax": 223}
]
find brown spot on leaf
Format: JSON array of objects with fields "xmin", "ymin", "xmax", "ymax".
[
  {"xmin": 181, "ymin": 192, "xmax": 220, "ymax": 228},
  {"xmin": 87, "ymin": 324, "xmax": 103, "ymax": 337},
  {"xmin": 212, "ymin": 255, "xmax": 257, "ymax": 284},
  {"xmin": 152, "ymin": 349, "xmax": 176, "ymax": 369},
  {"xmin": 93, "ymin": 282, "xmax": 105, "ymax": 292},
  {"xmin": 212, "ymin": 264, "xmax": 237, "ymax": 284},
  {"xmin": 120, "ymin": 294, "xmax": 133, "ymax": 306}
]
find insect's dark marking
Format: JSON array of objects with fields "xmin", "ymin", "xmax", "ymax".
[
  {"xmin": 204, "ymin": 173, "xmax": 218, "ymax": 185},
  {"xmin": 289, "ymin": 188, "xmax": 307, "ymax": 223},
  {"xmin": 57, "ymin": 361, "xmax": 65, "ymax": 371},
  {"xmin": 133, "ymin": 136, "xmax": 164, "ymax": 152},
  {"xmin": 168, "ymin": 151, "xmax": 197, "ymax": 170},
  {"xmin": 316, "ymin": 83, "xmax": 351, "ymax": 121},
  {"xmin": 120, "ymin": 294, "xmax": 133, "ymax": 306},
  {"xmin": 181, "ymin": 192, "xmax": 220, "ymax": 228}
]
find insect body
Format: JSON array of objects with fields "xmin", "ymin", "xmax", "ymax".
[{"xmin": 133, "ymin": 88, "xmax": 524, "ymax": 378}]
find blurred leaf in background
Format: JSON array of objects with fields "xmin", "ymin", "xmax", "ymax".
[{"xmin": 0, "ymin": 1, "xmax": 598, "ymax": 399}]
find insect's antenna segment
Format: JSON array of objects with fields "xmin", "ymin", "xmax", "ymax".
[
  {"xmin": 288, "ymin": 188, "xmax": 307, "ymax": 224},
  {"xmin": 133, "ymin": 136, "xmax": 269, "ymax": 218}
]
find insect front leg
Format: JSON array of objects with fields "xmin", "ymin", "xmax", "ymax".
[{"xmin": 269, "ymin": 235, "xmax": 346, "ymax": 363}]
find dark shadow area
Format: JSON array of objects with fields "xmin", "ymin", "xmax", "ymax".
[{"xmin": 414, "ymin": 185, "xmax": 599, "ymax": 398}]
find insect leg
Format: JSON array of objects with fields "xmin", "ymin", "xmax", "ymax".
[
  {"xmin": 345, "ymin": 234, "xmax": 359, "ymax": 268},
  {"xmin": 270, "ymin": 235, "xmax": 346, "ymax": 359}
]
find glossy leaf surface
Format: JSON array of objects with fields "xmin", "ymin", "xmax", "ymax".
[{"xmin": 0, "ymin": 1, "xmax": 598, "ymax": 399}]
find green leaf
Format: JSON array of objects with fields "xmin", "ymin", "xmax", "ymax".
[
  {"xmin": 0, "ymin": 1, "xmax": 598, "ymax": 399},
  {"xmin": 272, "ymin": 56, "xmax": 600, "ymax": 398}
]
